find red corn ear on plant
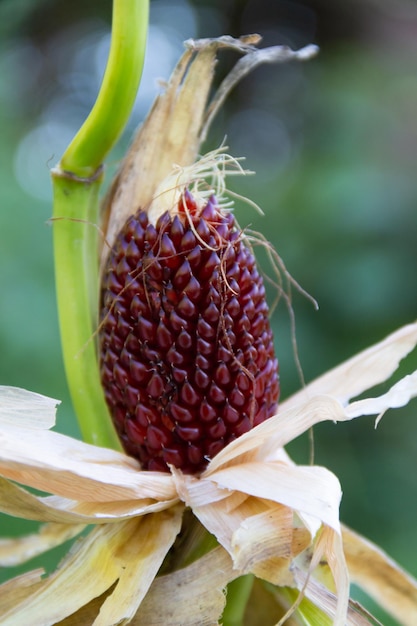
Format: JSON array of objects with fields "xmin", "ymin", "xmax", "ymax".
[
  {"xmin": 96, "ymin": 34, "xmax": 315, "ymax": 476},
  {"xmin": 99, "ymin": 190, "xmax": 279, "ymax": 473},
  {"xmin": 1, "ymin": 3, "xmax": 417, "ymax": 625}
]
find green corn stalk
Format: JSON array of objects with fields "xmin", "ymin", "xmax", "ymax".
[{"xmin": 51, "ymin": 0, "xmax": 149, "ymax": 448}]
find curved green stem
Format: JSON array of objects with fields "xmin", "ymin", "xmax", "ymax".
[
  {"xmin": 52, "ymin": 170, "xmax": 120, "ymax": 448},
  {"xmin": 51, "ymin": 0, "xmax": 149, "ymax": 447},
  {"xmin": 61, "ymin": 0, "xmax": 149, "ymax": 177}
]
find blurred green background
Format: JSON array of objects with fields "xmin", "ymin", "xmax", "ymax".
[{"xmin": 1, "ymin": 0, "xmax": 416, "ymax": 622}]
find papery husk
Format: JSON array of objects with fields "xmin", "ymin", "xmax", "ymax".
[
  {"xmin": 0, "ymin": 475, "xmax": 178, "ymax": 524},
  {"xmin": 204, "ymin": 461, "xmax": 342, "ymax": 531},
  {"xmin": 173, "ymin": 464, "xmax": 349, "ymax": 623},
  {"xmin": 1, "ymin": 508, "xmax": 183, "ymax": 626},
  {"xmin": 0, "ymin": 569, "xmax": 45, "ymax": 616},
  {"xmin": 343, "ymin": 525, "xmax": 417, "ymax": 626},
  {"xmin": 100, "ymin": 35, "xmax": 318, "ymax": 269},
  {"xmin": 0, "ymin": 522, "xmax": 85, "ymax": 567},
  {"xmin": 285, "ymin": 322, "xmax": 417, "ymax": 410},
  {"xmin": 57, "ymin": 547, "xmax": 235, "ymax": 626},
  {"xmin": 288, "ymin": 574, "xmax": 375, "ymax": 626},
  {"xmin": 100, "ymin": 39, "xmax": 212, "ymax": 259},
  {"xmin": 133, "ymin": 547, "xmax": 234, "ymax": 626},
  {"xmin": 230, "ymin": 503, "xmax": 311, "ymax": 583},
  {"xmin": 0, "ymin": 422, "xmax": 177, "ymax": 503},
  {"xmin": 1, "ymin": 522, "xmax": 134, "ymax": 626},
  {"xmin": 0, "ymin": 386, "xmax": 59, "ymax": 429},
  {"xmin": 1, "ymin": 320, "xmax": 417, "ymax": 624}
]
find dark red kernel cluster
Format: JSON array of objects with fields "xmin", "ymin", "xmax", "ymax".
[{"xmin": 99, "ymin": 191, "xmax": 279, "ymax": 473}]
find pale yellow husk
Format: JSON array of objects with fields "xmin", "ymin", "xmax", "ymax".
[
  {"xmin": 0, "ymin": 386, "xmax": 59, "ymax": 429},
  {"xmin": 55, "ymin": 547, "xmax": 235, "ymax": 626},
  {"xmin": 0, "ymin": 522, "xmax": 85, "ymax": 567},
  {"xmin": 0, "ymin": 509, "xmax": 183, "ymax": 626},
  {"xmin": 0, "ymin": 321, "xmax": 416, "ymax": 624},
  {"xmin": 343, "ymin": 526, "xmax": 417, "ymax": 626},
  {"xmin": 100, "ymin": 35, "xmax": 317, "ymax": 268}
]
